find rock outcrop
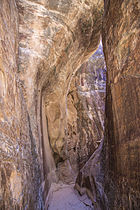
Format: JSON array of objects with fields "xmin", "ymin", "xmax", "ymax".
[
  {"xmin": 17, "ymin": 0, "xmax": 104, "ymax": 205},
  {"xmin": 0, "ymin": 0, "xmax": 139, "ymax": 209},
  {"xmin": 102, "ymin": 0, "xmax": 140, "ymax": 209},
  {"xmin": 75, "ymin": 1, "xmax": 140, "ymax": 209},
  {"xmin": 0, "ymin": 0, "xmax": 104, "ymax": 209},
  {"xmin": 74, "ymin": 43, "xmax": 107, "ymax": 209},
  {"xmin": 55, "ymin": 43, "xmax": 106, "ymax": 184},
  {"xmin": 0, "ymin": 1, "xmax": 42, "ymax": 209}
]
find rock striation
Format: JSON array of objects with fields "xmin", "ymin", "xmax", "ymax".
[
  {"xmin": 74, "ymin": 43, "xmax": 107, "ymax": 209},
  {"xmin": 0, "ymin": 1, "xmax": 42, "ymax": 209},
  {"xmin": 102, "ymin": 0, "xmax": 140, "ymax": 209},
  {"xmin": 0, "ymin": 0, "xmax": 139, "ymax": 209},
  {"xmin": 0, "ymin": 0, "xmax": 104, "ymax": 209},
  {"xmin": 55, "ymin": 43, "xmax": 106, "ymax": 184},
  {"xmin": 75, "ymin": 1, "xmax": 140, "ymax": 209}
]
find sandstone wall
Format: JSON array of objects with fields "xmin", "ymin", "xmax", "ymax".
[
  {"xmin": 0, "ymin": 0, "xmax": 105, "ymax": 208},
  {"xmin": 75, "ymin": 44, "xmax": 107, "ymax": 209},
  {"xmin": 0, "ymin": 1, "xmax": 42, "ymax": 209},
  {"xmin": 75, "ymin": 1, "xmax": 140, "ymax": 209},
  {"xmin": 0, "ymin": 0, "xmax": 139, "ymax": 209},
  {"xmin": 102, "ymin": 0, "xmax": 140, "ymax": 209},
  {"xmin": 55, "ymin": 43, "xmax": 106, "ymax": 184},
  {"xmin": 16, "ymin": 1, "xmax": 104, "ymax": 203},
  {"xmin": 70, "ymin": 43, "xmax": 106, "ymax": 169}
]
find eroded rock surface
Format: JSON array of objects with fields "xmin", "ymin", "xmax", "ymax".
[
  {"xmin": 67, "ymin": 42, "xmax": 106, "ymax": 169},
  {"xmin": 55, "ymin": 43, "xmax": 106, "ymax": 185},
  {"xmin": 0, "ymin": 0, "xmax": 139, "ymax": 209},
  {"xmin": 0, "ymin": 1, "xmax": 42, "ymax": 209},
  {"xmin": 102, "ymin": 0, "xmax": 140, "ymax": 209},
  {"xmin": 75, "ymin": 1, "xmax": 140, "ymax": 209},
  {"xmin": 0, "ymin": 0, "xmax": 104, "ymax": 209},
  {"xmin": 74, "ymin": 44, "xmax": 107, "ymax": 209},
  {"xmin": 16, "ymin": 0, "xmax": 104, "ymax": 198}
]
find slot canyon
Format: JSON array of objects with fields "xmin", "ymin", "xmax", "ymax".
[{"xmin": 0, "ymin": 0, "xmax": 139, "ymax": 209}]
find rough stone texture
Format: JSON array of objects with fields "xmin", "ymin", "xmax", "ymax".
[
  {"xmin": 75, "ymin": 140, "xmax": 107, "ymax": 210},
  {"xmin": 67, "ymin": 43, "xmax": 106, "ymax": 170},
  {"xmin": 0, "ymin": 0, "xmax": 104, "ymax": 209},
  {"xmin": 56, "ymin": 43, "xmax": 106, "ymax": 184},
  {"xmin": 74, "ymin": 44, "xmax": 107, "ymax": 209},
  {"xmin": 16, "ymin": 0, "xmax": 104, "ymax": 202},
  {"xmin": 102, "ymin": 0, "xmax": 140, "ymax": 209},
  {"xmin": 1, "ymin": 0, "xmax": 139, "ymax": 209},
  {"xmin": 75, "ymin": 1, "xmax": 140, "ymax": 209},
  {"xmin": 0, "ymin": 1, "xmax": 42, "ymax": 209}
]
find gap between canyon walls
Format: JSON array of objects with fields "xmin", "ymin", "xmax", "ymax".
[
  {"xmin": 17, "ymin": 0, "xmax": 104, "ymax": 208},
  {"xmin": 43, "ymin": 42, "xmax": 106, "ymax": 209}
]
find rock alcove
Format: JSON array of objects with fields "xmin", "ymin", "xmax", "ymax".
[
  {"xmin": 44, "ymin": 42, "xmax": 106, "ymax": 209},
  {"xmin": 0, "ymin": 0, "xmax": 139, "ymax": 210}
]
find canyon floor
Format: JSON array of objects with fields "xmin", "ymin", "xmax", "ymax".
[{"xmin": 47, "ymin": 183, "xmax": 93, "ymax": 210}]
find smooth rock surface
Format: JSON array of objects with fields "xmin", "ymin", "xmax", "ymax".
[{"xmin": 47, "ymin": 183, "xmax": 93, "ymax": 210}]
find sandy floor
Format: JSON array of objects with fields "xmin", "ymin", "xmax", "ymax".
[{"xmin": 47, "ymin": 183, "xmax": 93, "ymax": 210}]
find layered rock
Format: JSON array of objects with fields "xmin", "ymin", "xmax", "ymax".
[
  {"xmin": 102, "ymin": 0, "xmax": 140, "ymax": 209},
  {"xmin": 74, "ymin": 44, "xmax": 107, "ymax": 209},
  {"xmin": 68, "ymin": 42, "xmax": 106, "ymax": 170},
  {"xmin": 0, "ymin": 0, "xmax": 139, "ymax": 209},
  {"xmin": 75, "ymin": 1, "xmax": 140, "ymax": 209},
  {"xmin": 17, "ymin": 0, "xmax": 104, "ymax": 202},
  {"xmin": 0, "ymin": 0, "xmax": 104, "ymax": 208},
  {"xmin": 56, "ymin": 43, "xmax": 106, "ymax": 184},
  {"xmin": 0, "ymin": 1, "xmax": 42, "ymax": 209}
]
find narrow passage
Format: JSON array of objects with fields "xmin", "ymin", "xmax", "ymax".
[{"xmin": 47, "ymin": 183, "xmax": 93, "ymax": 210}]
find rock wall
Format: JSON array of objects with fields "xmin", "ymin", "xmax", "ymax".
[
  {"xmin": 75, "ymin": 1, "xmax": 140, "ymax": 209},
  {"xmin": 0, "ymin": 1, "xmax": 42, "ymax": 209},
  {"xmin": 0, "ymin": 0, "xmax": 139, "ymax": 209},
  {"xmin": 56, "ymin": 43, "xmax": 106, "ymax": 184},
  {"xmin": 75, "ymin": 44, "xmax": 107, "ymax": 209},
  {"xmin": 0, "ymin": 0, "xmax": 104, "ymax": 208},
  {"xmin": 16, "ymin": 0, "xmax": 104, "ymax": 202},
  {"xmin": 102, "ymin": 0, "xmax": 140, "ymax": 209},
  {"xmin": 69, "ymin": 43, "xmax": 106, "ymax": 170}
]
